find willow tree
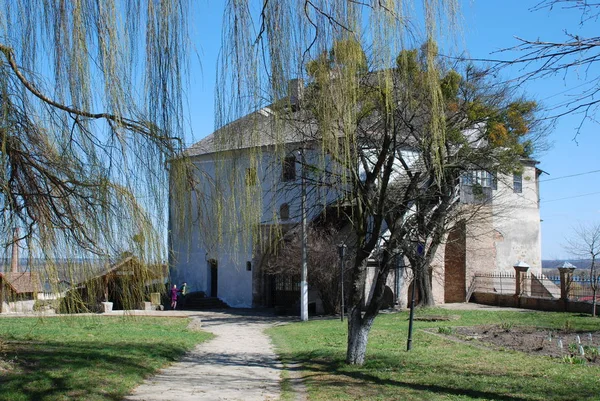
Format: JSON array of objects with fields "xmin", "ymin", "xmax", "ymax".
[
  {"xmin": 0, "ymin": 1, "xmax": 188, "ymax": 308},
  {"xmin": 292, "ymin": 42, "xmax": 543, "ymax": 363},
  {"xmin": 217, "ymin": 1, "xmax": 547, "ymax": 365},
  {"xmin": 217, "ymin": 1, "xmax": 461, "ymax": 365}
]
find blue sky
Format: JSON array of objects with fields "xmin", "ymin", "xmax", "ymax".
[
  {"xmin": 461, "ymin": 2, "xmax": 600, "ymax": 261},
  {"xmin": 186, "ymin": 1, "xmax": 599, "ymax": 261}
]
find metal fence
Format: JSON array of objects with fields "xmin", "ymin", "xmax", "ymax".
[
  {"xmin": 472, "ymin": 272, "xmax": 560, "ymax": 299},
  {"xmin": 568, "ymin": 276, "xmax": 600, "ymax": 302},
  {"xmin": 472, "ymin": 271, "xmax": 599, "ymax": 303},
  {"xmin": 471, "ymin": 272, "xmax": 515, "ymax": 295}
]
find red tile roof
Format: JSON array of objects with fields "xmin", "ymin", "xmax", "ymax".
[{"xmin": 1, "ymin": 272, "xmax": 40, "ymax": 294}]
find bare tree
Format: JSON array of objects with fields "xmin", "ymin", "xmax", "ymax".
[
  {"xmin": 264, "ymin": 226, "xmax": 351, "ymax": 314},
  {"xmin": 262, "ymin": 42, "xmax": 546, "ymax": 364},
  {"xmin": 565, "ymin": 222, "xmax": 600, "ymax": 317},
  {"xmin": 216, "ymin": 1, "xmax": 543, "ymax": 366},
  {"xmin": 494, "ymin": 1, "xmax": 600, "ymax": 133}
]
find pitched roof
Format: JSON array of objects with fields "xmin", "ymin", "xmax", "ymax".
[
  {"xmin": 81, "ymin": 256, "xmax": 167, "ymax": 284},
  {"xmin": 186, "ymin": 108, "xmax": 314, "ymax": 157},
  {"xmin": 1, "ymin": 272, "xmax": 40, "ymax": 294}
]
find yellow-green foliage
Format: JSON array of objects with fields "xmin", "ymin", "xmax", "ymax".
[
  {"xmin": 441, "ymin": 70, "xmax": 462, "ymax": 101},
  {"xmin": 396, "ymin": 49, "xmax": 421, "ymax": 81}
]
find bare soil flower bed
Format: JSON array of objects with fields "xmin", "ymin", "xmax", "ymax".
[{"xmin": 442, "ymin": 324, "xmax": 600, "ymax": 365}]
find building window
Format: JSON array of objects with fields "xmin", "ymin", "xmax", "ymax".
[
  {"xmin": 460, "ymin": 170, "xmax": 496, "ymax": 204},
  {"xmin": 246, "ymin": 261, "xmax": 252, "ymax": 271},
  {"xmin": 245, "ymin": 167, "xmax": 258, "ymax": 186},
  {"xmin": 461, "ymin": 172, "xmax": 472, "ymax": 186},
  {"xmin": 462, "ymin": 170, "xmax": 494, "ymax": 188},
  {"xmin": 282, "ymin": 156, "xmax": 296, "ymax": 181},
  {"xmin": 279, "ymin": 203, "xmax": 290, "ymax": 220},
  {"xmin": 513, "ymin": 173, "xmax": 522, "ymax": 193}
]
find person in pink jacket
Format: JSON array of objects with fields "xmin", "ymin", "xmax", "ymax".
[{"xmin": 170, "ymin": 284, "xmax": 179, "ymax": 310}]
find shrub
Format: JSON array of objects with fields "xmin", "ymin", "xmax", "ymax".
[
  {"xmin": 33, "ymin": 299, "xmax": 60, "ymax": 312},
  {"xmin": 563, "ymin": 319, "xmax": 574, "ymax": 333},
  {"xmin": 562, "ymin": 355, "xmax": 586, "ymax": 365},
  {"xmin": 437, "ymin": 326, "xmax": 453, "ymax": 335}
]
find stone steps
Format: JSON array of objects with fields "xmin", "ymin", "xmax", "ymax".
[{"xmin": 183, "ymin": 293, "xmax": 229, "ymax": 310}]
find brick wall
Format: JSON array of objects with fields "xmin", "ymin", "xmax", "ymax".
[{"xmin": 471, "ymin": 291, "xmax": 600, "ymax": 315}]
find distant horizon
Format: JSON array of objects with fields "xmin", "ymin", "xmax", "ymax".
[{"xmin": 542, "ymin": 259, "xmax": 593, "ymax": 269}]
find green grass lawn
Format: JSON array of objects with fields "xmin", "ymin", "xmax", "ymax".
[
  {"xmin": 268, "ymin": 309, "xmax": 600, "ymax": 401},
  {"xmin": 0, "ymin": 315, "xmax": 212, "ymax": 401}
]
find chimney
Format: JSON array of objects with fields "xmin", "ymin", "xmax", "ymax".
[
  {"xmin": 288, "ymin": 78, "xmax": 304, "ymax": 108},
  {"xmin": 11, "ymin": 227, "xmax": 19, "ymax": 273}
]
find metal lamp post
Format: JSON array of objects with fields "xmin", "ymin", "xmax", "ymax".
[
  {"xmin": 338, "ymin": 243, "xmax": 347, "ymax": 322},
  {"xmin": 299, "ymin": 149, "xmax": 308, "ymax": 321},
  {"xmin": 407, "ymin": 242, "xmax": 424, "ymax": 351}
]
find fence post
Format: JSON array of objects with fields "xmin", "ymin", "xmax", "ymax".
[
  {"xmin": 558, "ymin": 262, "xmax": 576, "ymax": 310},
  {"xmin": 514, "ymin": 261, "xmax": 530, "ymax": 307}
]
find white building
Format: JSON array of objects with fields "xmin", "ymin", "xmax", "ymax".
[{"xmin": 170, "ymin": 107, "xmax": 544, "ymax": 310}]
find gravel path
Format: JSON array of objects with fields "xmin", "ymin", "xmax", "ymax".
[{"xmin": 125, "ymin": 310, "xmax": 285, "ymax": 401}]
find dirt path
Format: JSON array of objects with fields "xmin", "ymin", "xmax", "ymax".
[{"xmin": 125, "ymin": 310, "xmax": 285, "ymax": 401}]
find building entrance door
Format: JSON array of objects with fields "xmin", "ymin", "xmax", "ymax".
[
  {"xmin": 209, "ymin": 259, "xmax": 218, "ymax": 297},
  {"xmin": 444, "ymin": 222, "xmax": 466, "ymax": 303}
]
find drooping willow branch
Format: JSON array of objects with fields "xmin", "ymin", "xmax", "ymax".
[{"xmin": 0, "ymin": 44, "xmax": 181, "ymax": 152}]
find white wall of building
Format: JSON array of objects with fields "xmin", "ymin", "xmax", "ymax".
[
  {"xmin": 492, "ymin": 164, "xmax": 542, "ymax": 273},
  {"xmin": 170, "ymin": 145, "xmax": 340, "ymax": 308},
  {"xmin": 171, "ymin": 134, "xmax": 543, "ymax": 308},
  {"xmin": 1, "ymin": 299, "xmax": 35, "ymax": 313}
]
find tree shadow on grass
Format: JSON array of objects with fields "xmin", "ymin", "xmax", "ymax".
[
  {"xmin": 0, "ymin": 340, "xmax": 189, "ymax": 401},
  {"xmin": 285, "ymin": 351, "xmax": 597, "ymax": 401}
]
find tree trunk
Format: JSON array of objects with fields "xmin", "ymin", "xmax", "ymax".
[
  {"xmin": 416, "ymin": 264, "xmax": 435, "ymax": 306},
  {"xmin": 344, "ymin": 245, "xmax": 393, "ymax": 364},
  {"xmin": 346, "ymin": 306, "xmax": 375, "ymax": 365},
  {"xmin": 593, "ymin": 288, "xmax": 597, "ymax": 318}
]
